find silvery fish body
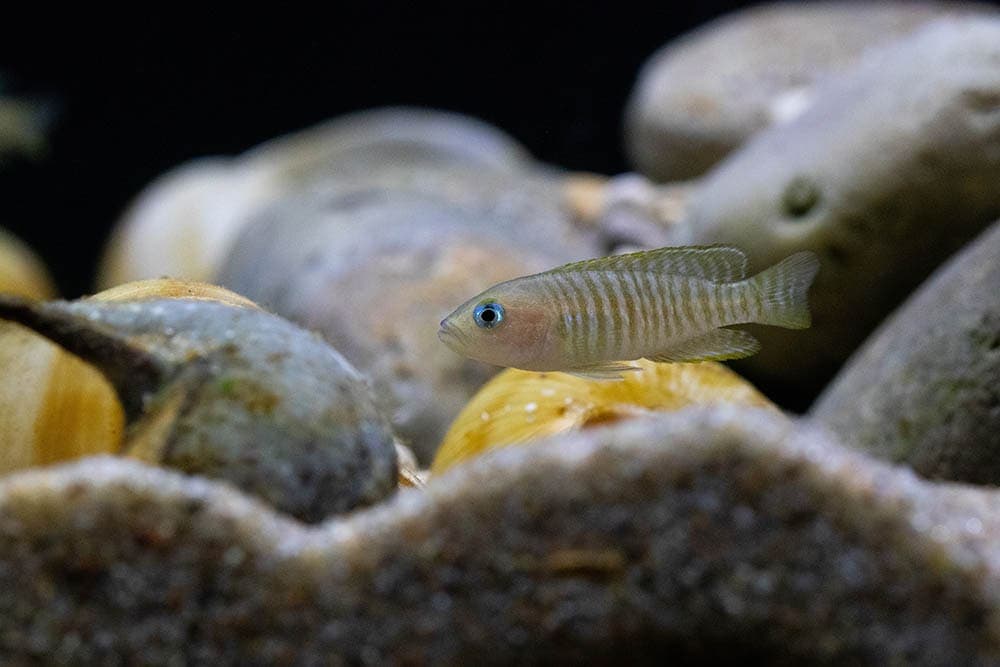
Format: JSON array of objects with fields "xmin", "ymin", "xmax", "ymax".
[{"xmin": 439, "ymin": 246, "xmax": 819, "ymax": 377}]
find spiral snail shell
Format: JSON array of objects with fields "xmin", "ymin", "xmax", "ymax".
[
  {"xmin": 433, "ymin": 358, "xmax": 778, "ymax": 473},
  {"xmin": 0, "ymin": 227, "xmax": 55, "ymax": 299},
  {"xmin": 0, "ymin": 280, "xmax": 254, "ymax": 475},
  {"xmin": 0, "ymin": 280, "xmax": 399, "ymax": 521}
]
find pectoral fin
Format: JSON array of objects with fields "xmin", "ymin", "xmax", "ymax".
[
  {"xmin": 564, "ymin": 362, "xmax": 641, "ymax": 380},
  {"xmin": 648, "ymin": 329, "xmax": 760, "ymax": 363}
]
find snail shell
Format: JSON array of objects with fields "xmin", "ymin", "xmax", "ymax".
[
  {"xmin": 432, "ymin": 358, "xmax": 778, "ymax": 473},
  {"xmin": 91, "ymin": 277, "xmax": 260, "ymax": 308},
  {"xmin": 0, "ymin": 231, "xmax": 118, "ymax": 473},
  {"xmin": 395, "ymin": 442, "xmax": 427, "ymax": 488},
  {"xmin": 0, "ymin": 280, "xmax": 256, "ymax": 475},
  {"xmin": 0, "ymin": 281, "xmax": 398, "ymax": 522},
  {"xmin": 0, "ymin": 323, "xmax": 123, "ymax": 472},
  {"xmin": 0, "ymin": 228, "xmax": 56, "ymax": 299}
]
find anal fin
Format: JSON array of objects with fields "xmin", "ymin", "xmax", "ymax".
[
  {"xmin": 648, "ymin": 328, "xmax": 760, "ymax": 363},
  {"xmin": 563, "ymin": 362, "xmax": 641, "ymax": 380}
]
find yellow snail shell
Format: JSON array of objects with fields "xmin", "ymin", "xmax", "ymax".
[
  {"xmin": 91, "ymin": 278, "xmax": 260, "ymax": 309},
  {"xmin": 0, "ymin": 228, "xmax": 56, "ymax": 299},
  {"xmin": 432, "ymin": 358, "xmax": 778, "ymax": 473},
  {"xmin": 0, "ymin": 323, "xmax": 123, "ymax": 471}
]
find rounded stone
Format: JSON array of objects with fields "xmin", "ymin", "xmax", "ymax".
[
  {"xmin": 217, "ymin": 176, "xmax": 599, "ymax": 461},
  {"xmin": 97, "ymin": 107, "xmax": 533, "ymax": 289},
  {"xmin": 625, "ymin": 2, "xmax": 996, "ymax": 180},
  {"xmin": 676, "ymin": 17, "xmax": 1000, "ymax": 401},
  {"xmin": 243, "ymin": 105, "xmax": 533, "ymax": 180},
  {"xmin": 812, "ymin": 220, "xmax": 1000, "ymax": 483}
]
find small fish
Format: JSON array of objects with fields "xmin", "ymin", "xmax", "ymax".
[{"xmin": 438, "ymin": 245, "xmax": 819, "ymax": 378}]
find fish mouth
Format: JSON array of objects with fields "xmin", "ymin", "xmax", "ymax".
[{"xmin": 437, "ymin": 319, "xmax": 463, "ymax": 349}]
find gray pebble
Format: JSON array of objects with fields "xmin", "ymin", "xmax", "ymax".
[
  {"xmin": 677, "ymin": 16, "xmax": 1000, "ymax": 399},
  {"xmin": 98, "ymin": 107, "xmax": 533, "ymax": 288},
  {"xmin": 625, "ymin": 2, "xmax": 995, "ymax": 180},
  {"xmin": 244, "ymin": 106, "xmax": 534, "ymax": 183},
  {"xmin": 813, "ymin": 220, "xmax": 1000, "ymax": 483},
  {"xmin": 217, "ymin": 173, "xmax": 600, "ymax": 461}
]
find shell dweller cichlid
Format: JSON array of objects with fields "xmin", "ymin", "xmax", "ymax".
[{"xmin": 438, "ymin": 245, "xmax": 819, "ymax": 378}]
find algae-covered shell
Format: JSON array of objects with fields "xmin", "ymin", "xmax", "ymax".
[
  {"xmin": 0, "ymin": 281, "xmax": 256, "ymax": 476},
  {"xmin": 432, "ymin": 359, "xmax": 777, "ymax": 473},
  {"xmin": 0, "ymin": 283, "xmax": 397, "ymax": 522},
  {"xmin": 0, "ymin": 227, "xmax": 55, "ymax": 299}
]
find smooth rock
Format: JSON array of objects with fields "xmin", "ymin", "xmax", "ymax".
[
  {"xmin": 675, "ymin": 17, "xmax": 1000, "ymax": 402},
  {"xmin": 625, "ymin": 1, "xmax": 995, "ymax": 180},
  {"xmin": 586, "ymin": 173, "xmax": 692, "ymax": 254},
  {"xmin": 97, "ymin": 158, "xmax": 281, "ymax": 290},
  {"xmin": 0, "ymin": 407, "xmax": 999, "ymax": 662},
  {"xmin": 217, "ymin": 178, "xmax": 599, "ymax": 461},
  {"xmin": 243, "ymin": 105, "xmax": 533, "ymax": 180},
  {"xmin": 813, "ymin": 220, "xmax": 1000, "ymax": 483},
  {"xmin": 97, "ymin": 107, "xmax": 532, "ymax": 289}
]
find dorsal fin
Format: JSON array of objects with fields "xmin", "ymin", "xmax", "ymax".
[{"xmin": 549, "ymin": 245, "xmax": 748, "ymax": 282}]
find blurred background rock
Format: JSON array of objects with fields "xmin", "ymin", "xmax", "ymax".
[
  {"xmin": 2, "ymin": 2, "xmax": 998, "ymax": 420},
  {"xmin": 0, "ymin": 3, "xmax": 785, "ymax": 296}
]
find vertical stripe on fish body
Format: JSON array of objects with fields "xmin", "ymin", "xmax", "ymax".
[
  {"xmin": 534, "ymin": 246, "xmax": 819, "ymax": 375},
  {"xmin": 539, "ymin": 271, "xmax": 744, "ymax": 361}
]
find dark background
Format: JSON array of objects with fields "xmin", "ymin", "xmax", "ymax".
[{"xmin": 1, "ymin": 4, "xmax": 760, "ymax": 295}]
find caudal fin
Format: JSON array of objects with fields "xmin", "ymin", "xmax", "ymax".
[{"xmin": 750, "ymin": 251, "xmax": 820, "ymax": 329}]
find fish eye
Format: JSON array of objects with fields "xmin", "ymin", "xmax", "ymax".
[{"xmin": 473, "ymin": 302, "xmax": 505, "ymax": 329}]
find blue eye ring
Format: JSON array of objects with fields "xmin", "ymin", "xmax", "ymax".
[{"xmin": 473, "ymin": 302, "xmax": 505, "ymax": 328}]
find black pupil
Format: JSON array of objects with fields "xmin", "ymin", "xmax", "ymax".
[{"xmin": 481, "ymin": 308, "xmax": 496, "ymax": 322}]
